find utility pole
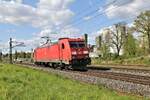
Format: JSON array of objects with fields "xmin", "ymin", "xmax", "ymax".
[
  {"xmin": 9, "ymin": 38, "xmax": 12, "ymax": 64},
  {"xmin": 9, "ymin": 38, "xmax": 25, "ymax": 64},
  {"xmin": 0, "ymin": 49, "xmax": 2, "ymax": 62}
]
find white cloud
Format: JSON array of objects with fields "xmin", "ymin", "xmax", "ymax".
[
  {"xmin": 0, "ymin": 0, "xmax": 74, "ymax": 28},
  {"xmin": 83, "ymin": 16, "xmax": 92, "ymax": 20},
  {"xmin": 38, "ymin": 0, "xmax": 74, "ymax": 10},
  {"xmin": 38, "ymin": 29, "xmax": 52, "ymax": 37},
  {"xmin": 38, "ymin": 26, "xmax": 80, "ymax": 41},
  {"xmin": 35, "ymin": 0, "xmax": 74, "ymax": 27},
  {"xmin": 0, "ymin": 2, "xmax": 37, "ymax": 25},
  {"xmin": 88, "ymin": 29, "xmax": 104, "ymax": 45},
  {"xmin": 13, "ymin": 26, "xmax": 80, "ymax": 49},
  {"xmin": 0, "ymin": 0, "xmax": 79, "ymax": 49},
  {"xmin": 105, "ymin": 0, "xmax": 150, "ymax": 19},
  {"xmin": 0, "ymin": 0, "xmax": 22, "ymax": 3},
  {"xmin": 88, "ymin": 26, "xmax": 113, "ymax": 45}
]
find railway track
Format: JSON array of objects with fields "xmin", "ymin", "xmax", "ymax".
[
  {"xmin": 88, "ymin": 65, "xmax": 150, "ymax": 74},
  {"xmin": 78, "ymin": 70, "xmax": 150, "ymax": 86},
  {"xmin": 17, "ymin": 63, "xmax": 150, "ymax": 86}
]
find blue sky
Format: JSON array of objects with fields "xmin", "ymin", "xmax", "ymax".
[{"xmin": 0, "ymin": 0, "xmax": 150, "ymax": 53}]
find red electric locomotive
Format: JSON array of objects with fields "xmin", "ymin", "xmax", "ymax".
[{"xmin": 33, "ymin": 38, "xmax": 91, "ymax": 70}]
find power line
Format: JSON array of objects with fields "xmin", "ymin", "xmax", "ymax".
[
  {"xmin": 71, "ymin": 0, "xmax": 117, "ymax": 24},
  {"xmin": 63, "ymin": 0, "xmax": 149, "ymax": 31},
  {"xmin": 70, "ymin": 0, "xmax": 102, "ymax": 19},
  {"xmin": 61, "ymin": 0, "xmax": 129, "ymax": 30},
  {"xmin": 60, "ymin": 0, "xmax": 118, "ymax": 29},
  {"xmin": 90, "ymin": 5, "xmax": 150, "ymax": 34}
]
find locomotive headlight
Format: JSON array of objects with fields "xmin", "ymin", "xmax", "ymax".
[
  {"xmin": 72, "ymin": 51, "xmax": 77, "ymax": 55},
  {"xmin": 83, "ymin": 51, "xmax": 88, "ymax": 54}
]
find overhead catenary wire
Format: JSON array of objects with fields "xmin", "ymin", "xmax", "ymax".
[
  {"xmin": 61, "ymin": 0, "xmax": 149, "ymax": 31},
  {"xmin": 2, "ymin": 1, "xmax": 149, "ymax": 53},
  {"xmin": 64, "ymin": 0, "xmax": 118, "ymax": 28},
  {"xmin": 84, "ymin": 5, "xmax": 150, "ymax": 45},
  {"xmin": 70, "ymin": 0, "xmax": 102, "ymax": 19},
  {"xmin": 90, "ymin": 4, "xmax": 150, "ymax": 34},
  {"xmin": 60, "ymin": 0, "xmax": 121, "ymax": 29}
]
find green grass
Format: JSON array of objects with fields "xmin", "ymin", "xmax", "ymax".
[
  {"xmin": 92, "ymin": 56, "xmax": 150, "ymax": 66},
  {"xmin": 0, "ymin": 63, "xmax": 147, "ymax": 100}
]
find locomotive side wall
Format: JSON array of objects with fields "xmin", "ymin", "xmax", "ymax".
[{"xmin": 34, "ymin": 44, "xmax": 60, "ymax": 62}]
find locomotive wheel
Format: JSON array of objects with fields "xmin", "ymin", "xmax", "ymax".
[
  {"xmin": 65, "ymin": 65, "xmax": 72, "ymax": 70},
  {"xmin": 46, "ymin": 62, "xmax": 50, "ymax": 67},
  {"xmin": 60, "ymin": 63, "xmax": 65, "ymax": 70},
  {"xmin": 34, "ymin": 62, "xmax": 38, "ymax": 65},
  {"xmin": 52, "ymin": 63, "xmax": 57, "ymax": 69}
]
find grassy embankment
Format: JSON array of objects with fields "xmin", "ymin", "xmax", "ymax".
[
  {"xmin": 0, "ymin": 63, "xmax": 147, "ymax": 100},
  {"xmin": 92, "ymin": 56, "xmax": 150, "ymax": 67}
]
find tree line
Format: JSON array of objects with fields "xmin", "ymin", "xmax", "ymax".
[{"xmin": 1, "ymin": 51, "xmax": 32, "ymax": 62}]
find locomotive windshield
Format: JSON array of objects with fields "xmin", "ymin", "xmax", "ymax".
[{"xmin": 69, "ymin": 41, "xmax": 85, "ymax": 48}]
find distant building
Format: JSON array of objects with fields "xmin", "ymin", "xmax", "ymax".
[
  {"xmin": 101, "ymin": 28, "xmax": 112, "ymax": 44},
  {"xmin": 94, "ymin": 22, "xmax": 128, "ymax": 56},
  {"xmin": 95, "ymin": 28, "xmax": 112, "ymax": 48},
  {"xmin": 93, "ymin": 28, "xmax": 112, "ymax": 57},
  {"xmin": 89, "ymin": 45, "xmax": 100, "ymax": 58}
]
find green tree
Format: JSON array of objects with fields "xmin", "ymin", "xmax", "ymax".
[
  {"xmin": 15, "ymin": 50, "xmax": 18, "ymax": 60},
  {"xmin": 123, "ymin": 33, "xmax": 137, "ymax": 58},
  {"xmin": 101, "ymin": 43, "xmax": 110, "ymax": 59},
  {"xmin": 111, "ymin": 23, "xmax": 125, "ymax": 57},
  {"xmin": 134, "ymin": 10, "xmax": 150, "ymax": 54},
  {"xmin": 23, "ymin": 52, "xmax": 26, "ymax": 58}
]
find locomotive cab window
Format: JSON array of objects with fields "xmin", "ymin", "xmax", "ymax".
[
  {"xmin": 62, "ymin": 43, "xmax": 65, "ymax": 49},
  {"xmin": 69, "ymin": 42, "xmax": 85, "ymax": 48}
]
